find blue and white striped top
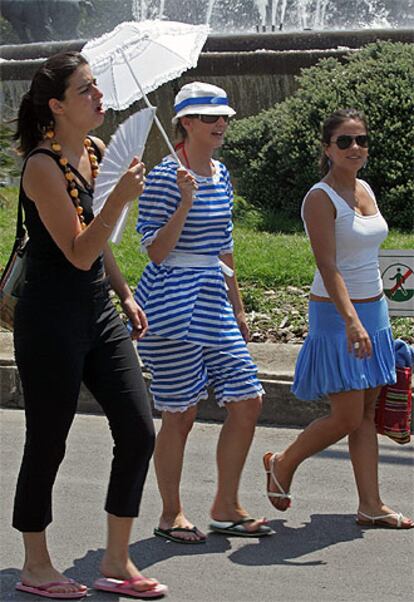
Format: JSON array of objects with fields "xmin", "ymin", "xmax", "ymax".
[
  {"xmin": 138, "ymin": 155, "xmax": 234, "ymax": 255},
  {"xmin": 134, "ymin": 155, "xmax": 241, "ymax": 346}
]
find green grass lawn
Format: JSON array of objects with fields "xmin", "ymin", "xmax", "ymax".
[
  {"xmin": 0, "ymin": 188, "xmax": 19, "ymax": 269},
  {"xmin": 1, "ymin": 187, "xmax": 413, "ymax": 342},
  {"xmin": 2, "ymin": 187, "xmax": 412, "ymax": 283},
  {"xmin": 113, "ymin": 210, "xmax": 316, "ymax": 288}
]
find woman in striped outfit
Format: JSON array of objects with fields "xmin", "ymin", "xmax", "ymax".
[{"xmin": 134, "ymin": 82, "xmax": 269, "ymax": 542}]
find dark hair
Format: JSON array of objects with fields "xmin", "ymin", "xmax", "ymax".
[
  {"xmin": 173, "ymin": 114, "xmax": 201, "ymax": 145},
  {"xmin": 319, "ymin": 108, "xmax": 368, "ymax": 175},
  {"xmin": 14, "ymin": 51, "xmax": 88, "ymax": 157}
]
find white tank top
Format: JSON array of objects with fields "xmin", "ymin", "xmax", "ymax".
[{"xmin": 301, "ymin": 180, "xmax": 388, "ymax": 299}]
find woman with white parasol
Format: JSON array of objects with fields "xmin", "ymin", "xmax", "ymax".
[
  {"xmin": 134, "ymin": 82, "xmax": 270, "ymax": 542},
  {"xmin": 11, "ymin": 51, "xmax": 167, "ymax": 599}
]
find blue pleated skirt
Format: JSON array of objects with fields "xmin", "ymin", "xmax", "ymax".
[{"xmin": 292, "ymin": 297, "xmax": 396, "ymax": 401}]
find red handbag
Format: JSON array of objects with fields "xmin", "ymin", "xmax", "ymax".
[{"xmin": 375, "ymin": 367, "xmax": 412, "ymax": 444}]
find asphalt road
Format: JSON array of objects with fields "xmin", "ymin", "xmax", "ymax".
[{"xmin": 1, "ymin": 409, "xmax": 413, "ymax": 602}]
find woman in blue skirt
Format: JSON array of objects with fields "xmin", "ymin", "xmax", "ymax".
[{"xmin": 263, "ymin": 109, "xmax": 413, "ymax": 529}]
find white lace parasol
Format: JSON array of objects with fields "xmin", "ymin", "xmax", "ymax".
[{"xmin": 82, "ymin": 20, "xmax": 209, "ymax": 163}]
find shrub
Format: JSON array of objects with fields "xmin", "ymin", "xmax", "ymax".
[
  {"xmin": 0, "ymin": 125, "xmax": 20, "ymax": 184},
  {"xmin": 222, "ymin": 41, "xmax": 414, "ymax": 231}
]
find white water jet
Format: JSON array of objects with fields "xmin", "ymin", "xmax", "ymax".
[
  {"xmin": 297, "ymin": 0, "xmax": 308, "ymax": 29},
  {"xmin": 280, "ymin": 0, "xmax": 289, "ymax": 26},
  {"xmin": 271, "ymin": 0, "xmax": 279, "ymax": 27},
  {"xmin": 206, "ymin": 0, "xmax": 217, "ymax": 24},
  {"xmin": 255, "ymin": 0, "xmax": 268, "ymax": 28},
  {"xmin": 313, "ymin": 0, "xmax": 329, "ymax": 28},
  {"xmin": 320, "ymin": 0, "xmax": 329, "ymax": 27},
  {"xmin": 132, "ymin": 0, "xmax": 146, "ymax": 20}
]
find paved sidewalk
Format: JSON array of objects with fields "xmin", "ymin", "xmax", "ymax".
[{"xmin": 1, "ymin": 409, "xmax": 413, "ymax": 602}]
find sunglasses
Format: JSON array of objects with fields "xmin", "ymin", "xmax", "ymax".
[
  {"xmin": 195, "ymin": 114, "xmax": 231, "ymax": 124},
  {"xmin": 331, "ymin": 135, "xmax": 369, "ymax": 150}
]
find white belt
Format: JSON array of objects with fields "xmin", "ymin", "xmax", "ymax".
[{"xmin": 161, "ymin": 251, "xmax": 234, "ymax": 277}]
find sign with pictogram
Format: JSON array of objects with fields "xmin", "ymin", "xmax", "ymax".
[{"xmin": 380, "ymin": 250, "xmax": 414, "ymax": 316}]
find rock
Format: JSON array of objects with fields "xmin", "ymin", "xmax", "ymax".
[
  {"xmin": 250, "ymin": 331, "xmax": 263, "ymax": 342},
  {"xmin": 279, "ymin": 316, "xmax": 289, "ymax": 329},
  {"xmin": 286, "ymin": 285, "xmax": 304, "ymax": 294}
]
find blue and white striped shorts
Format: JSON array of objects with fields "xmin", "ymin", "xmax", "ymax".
[{"xmin": 138, "ymin": 335, "xmax": 264, "ymax": 413}]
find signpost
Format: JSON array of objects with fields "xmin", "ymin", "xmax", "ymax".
[{"xmin": 380, "ymin": 250, "xmax": 414, "ymax": 317}]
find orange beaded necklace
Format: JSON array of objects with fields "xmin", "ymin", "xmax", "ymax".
[{"xmin": 45, "ymin": 128, "xmax": 99, "ymax": 230}]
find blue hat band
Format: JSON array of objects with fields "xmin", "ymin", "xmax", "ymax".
[{"xmin": 175, "ymin": 95, "xmax": 229, "ymax": 113}]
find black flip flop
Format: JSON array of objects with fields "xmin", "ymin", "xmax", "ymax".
[{"xmin": 153, "ymin": 526, "xmax": 207, "ymax": 544}]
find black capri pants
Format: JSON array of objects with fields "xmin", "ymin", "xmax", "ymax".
[{"xmin": 13, "ymin": 265, "xmax": 155, "ymax": 533}]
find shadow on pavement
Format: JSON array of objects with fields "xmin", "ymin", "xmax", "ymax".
[
  {"xmin": 7, "ymin": 534, "xmax": 228, "ymax": 600},
  {"xmin": 318, "ymin": 447, "xmax": 414, "ymax": 466},
  {"xmin": 226, "ymin": 514, "xmax": 364, "ymax": 566},
  {"xmin": 0, "ymin": 569, "xmax": 20, "ymax": 601},
  {"xmin": 0, "ymin": 514, "xmax": 398, "ymax": 600}
]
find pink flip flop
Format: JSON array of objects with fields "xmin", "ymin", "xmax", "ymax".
[
  {"xmin": 93, "ymin": 576, "xmax": 168, "ymax": 599},
  {"xmin": 15, "ymin": 579, "xmax": 87, "ymax": 599}
]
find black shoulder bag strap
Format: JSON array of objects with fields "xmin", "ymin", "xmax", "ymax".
[{"xmin": 15, "ymin": 194, "xmax": 26, "ymax": 244}]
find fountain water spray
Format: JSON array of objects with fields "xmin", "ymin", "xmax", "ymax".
[
  {"xmin": 206, "ymin": 0, "xmax": 217, "ymax": 25},
  {"xmin": 132, "ymin": 0, "xmax": 144, "ymax": 20},
  {"xmin": 159, "ymin": 0, "xmax": 165, "ymax": 19},
  {"xmin": 270, "ymin": 0, "xmax": 290, "ymax": 31},
  {"xmin": 128, "ymin": 1, "xmax": 397, "ymax": 32},
  {"xmin": 259, "ymin": 0, "xmax": 324, "ymax": 32},
  {"xmin": 280, "ymin": 0, "xmax": 289, "ymax": 30},
  {"xmin": 257, "ymin": 0, "xmax": 391, "ymax": 32},
  {"xmin": 255, "ymin": 0, "xmax": 268, "ymax": 30}
]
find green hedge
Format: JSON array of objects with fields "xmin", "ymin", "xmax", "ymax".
[
  {"xmin": 222, "ymin": 41, "xmax": 414, "ymax": 232},
  {"xmin": 0, "ymin": 125, "xmax": 20, "ymax": 184}
]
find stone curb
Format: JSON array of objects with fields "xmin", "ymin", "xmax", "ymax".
[
  {"xmin": 0, "ymin": 332, "xmax": 330, "ymax": 426},
  {"xmin": 1, "ymin": 332, "xmax": 412, "ymax": 429}
]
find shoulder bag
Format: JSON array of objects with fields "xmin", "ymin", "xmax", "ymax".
[
  {"xmin": 0, "ymin": 195, "xmax": 28, "ymax": 330},
  {"xmin": 375, "ymin": 366, "xmax": 412, "ymax": 444}
]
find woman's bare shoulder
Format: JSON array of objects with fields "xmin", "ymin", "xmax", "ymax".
[
  {"xmin": 88, "ymin": 135, "xmax": 105, "ymax": 155},
  {"xmin": 24, "ymin": 149, "xmax": 60, "ymax": 177},
  {"xmin": 304, "ymin": 186, "xmax": 335, "ymax": 211}
]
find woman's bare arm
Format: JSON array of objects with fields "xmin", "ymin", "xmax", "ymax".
[{"xmin": 23, "ymin": 151, "xmax": 145, "ymax": 271}]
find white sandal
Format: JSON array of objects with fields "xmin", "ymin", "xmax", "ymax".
[
  {"xmin": 356, "ymin": 511, "xmax": 414, "ymax": 529},
  {"xmin": 263, "ymin": 451, "xmax": 292, "ymax": 509}
]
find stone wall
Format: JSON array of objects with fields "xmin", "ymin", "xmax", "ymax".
[{"xmin": 1, "ymin": 29, "xmax": 413, "ymax": 168}]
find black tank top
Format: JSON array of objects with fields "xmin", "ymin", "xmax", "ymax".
[{"xmin": 20, "ymin": 139, "xmax": 104, "ymax": 277}]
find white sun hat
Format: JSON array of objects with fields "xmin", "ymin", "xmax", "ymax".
[{"xmin": 172, "ymin": 81, "xmax": 236, "ymax": 124}]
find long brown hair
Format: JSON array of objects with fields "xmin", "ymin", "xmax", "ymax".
[{"xmin": 14, "ymin": 51, "xmax": 88, "ymax": 157}]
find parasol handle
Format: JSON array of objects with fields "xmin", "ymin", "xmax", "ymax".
[
  {"xmin": 119, "ymin": 49, "xmax": 183, "ymax": 167},
  {"xmin": 152, "ymin": 113, "xmax": 182, "ymax": 165}
]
